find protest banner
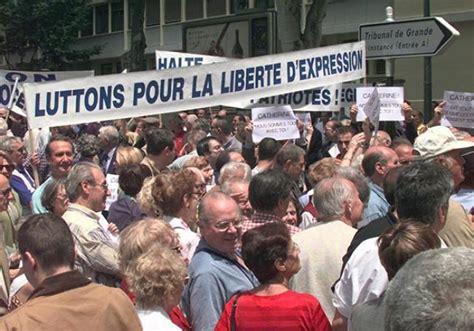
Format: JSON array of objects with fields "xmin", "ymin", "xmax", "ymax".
[
  {"xmin": 155, "ymin": 50, "xmax": 227, "ymax": 69},
  {"xmin": 252, "ymin": 105, "xmax": 300, "ymax": 143},
  {"xmin": 440, "ymin": 91, "xmax": 474, "ymax": 129},
  {"xmin": 156, "ymin": 50, "xmax": 345, "ymax": 112},
  {"xmin": 0, "ymin": 69, "xmax": 94, "ymax": 116},
  {"xmin": 24, "ymin": 41, "xmax": 365, "ymax": 129},
  {"xmin": 356, "ymin": 86, "xmax": 403, "ymax": 122}
]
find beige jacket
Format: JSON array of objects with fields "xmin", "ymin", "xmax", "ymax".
[{"xmin": 0, "ymin": 271, "xmax": 142, "ymax": 331}]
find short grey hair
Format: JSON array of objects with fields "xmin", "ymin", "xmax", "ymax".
[
  {"xmin": 220, "ymin": 178, "xmax": 247, "ymax": 196},
  {"xmin": 41, "ymin": 178, "xmax": 66, "ymax": 212},
  {"xmin": 385, "ymin": 247, "xmax": 474, "ymax": 331},
  {"xmin": 65, "ymin": 162, "xmax": 102, "ymax": 202},
  {"xmin": 313, "ymin": 177, "xmax": 353, "ymax": 222},
  {"xmin": 0, "ymin": 136, "xmax": 21, "ymax": 152},
  {"xmin": 99, "ymin": 125, "xmax": 120, "ymax": 145},
  {"xmin": 219, "ymin": 161, "xmax": 251, "ymax": 185},
  {"xmin": 336, "ymin": 167, "xmax": 370, "ymax": 206}
]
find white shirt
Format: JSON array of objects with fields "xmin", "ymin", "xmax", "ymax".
[
  {"xmin": 163, "ymin": 215, "xmax": 200, "ymax": 263},
  {"xmin": 333, "ymin": 235, "xmax": 448, "ymax": 319},
  {"xmin": 137, "ymin": 307, "xmax": 180, "ymax": 331}
]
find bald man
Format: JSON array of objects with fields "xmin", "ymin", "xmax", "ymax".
[{"xmin": 360, "ymin": 146, "xmax": 400, "ymax": 227}]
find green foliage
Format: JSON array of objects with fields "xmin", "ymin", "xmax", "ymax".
[{"xmin": 0, "ymin": 0, "xmax": 101, "ymax": 70}]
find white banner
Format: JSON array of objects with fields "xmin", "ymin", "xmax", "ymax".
[
  {"xmin": 156, "ymin": 50, "xmax": 345, "ymax": 112},
  {"xmin": 155, "ymin": 50, "xmax": 227, "ymax": 69},
  {"xmin": 252, "ymin": 105, "xmax": 300, "ymax": 144},
  {"xmin": 0, "ymin": 69, "xmax": 94, "ymax": 116},
  {"xmin": 440, "ymin": 91, "xmax": 474, "ymax": 129},
  {"xmin": 356, "ymin": 86, "xmax": 404, "ymax": 122},
  {"xmin": 25, "ymin": 41, "xmax": 365, "ymax": 129}
]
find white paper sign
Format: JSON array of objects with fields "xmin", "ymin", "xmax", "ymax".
[
  {"xmin": 362, "ymin": 87, "xmax": 381, "ymax": 131},
  {"xmin": 356, "ymin": 86, "xmax": 404, "ymax": 122},
  {"xmin": 105, "ymin": 174, "xmax": 120, "ymax": 211},
  {"xmin": 252, "ymin": 105, "xmax": 300, "ymax": 144},
  {"xmin": 440, "ymin": 91, "xmax": 474, "ymax": 129}
]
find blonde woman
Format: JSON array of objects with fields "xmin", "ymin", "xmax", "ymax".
[{"xmin": 125, "ymin": 244, "xmax": 187, "ymax": 331}]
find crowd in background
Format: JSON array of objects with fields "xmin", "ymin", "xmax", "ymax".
[{"xmin": 0, "ymin": 101, "xmax": 472, "ymax": 331}]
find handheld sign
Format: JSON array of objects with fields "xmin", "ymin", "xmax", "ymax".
[
  {"xmin": 252, "ymin": 105, "xmax": 300, "ymax": 144},
  {"xmin": 361, "ymin": 87, "xmax": 381, "ymax": 132},
  {"xmin": 356, "ymin": 87, "xmax": 403, "ymax": 122},
  {"xmin": 440, "ymin": 91, "xmax": 474, "ymax": 129}
]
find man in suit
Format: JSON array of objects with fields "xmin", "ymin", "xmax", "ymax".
[{"xmin": 98, "ymin": 126, "xmax": 120, "ymax": 175}]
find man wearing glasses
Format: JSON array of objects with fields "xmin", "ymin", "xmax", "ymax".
[
  {"xmin": 182, "ymin": 191, "xmax": 259, "ymax": 331},
  {"xmin": 62, "ymin": 162, "xmax": 121, "ymax": 287}
]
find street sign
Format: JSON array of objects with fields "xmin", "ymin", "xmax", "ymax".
[{"xmin": 359, "ymin": 17, "xmax": 459, "ymax": 59}]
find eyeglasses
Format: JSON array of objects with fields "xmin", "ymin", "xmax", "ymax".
[
  {"xmin": 0, "ymin": 187, "xmax": 12, "ymax": 197},
  {"xmin": 88, "ymin": 181, "xmax": 108, "ymax": 190},
  {"xmin": 213, "ymin": 218, "xmax": 243, "ymax": 232},
  {"xmin": 0, "ymin": 164, "xmax": 15, "ymax": 172}
]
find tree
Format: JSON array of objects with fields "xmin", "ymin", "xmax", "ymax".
[
  {"xmin": 127, "ymin": 0, "xmax": 146, "ymax": 72},
  {"xmin": 275, "ymin": 0, "xmax": 329, "ymax": 52},
  {"xmin": 0, "ymin": 0, "xmax": 101, "ymax": 70}
]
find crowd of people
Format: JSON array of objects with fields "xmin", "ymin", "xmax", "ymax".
[{"xmin": 0, "ymin": 101, "xmax": 472, "ymax": 330}]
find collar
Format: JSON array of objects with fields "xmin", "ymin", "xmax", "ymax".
[
  {"xmin": 67, "ymin": 203, "xmax": 101, "ymax": 221},
  {"xmin": 28, "ymin": 270, "xmax": 91, "ymax": 300},
  {"xmin": 250, "ymin": 211, "xmax": 282, "ymax": 224},
  {"xmin": 107, "ymin": 147, "xmax": 117, "ymax": 159}
]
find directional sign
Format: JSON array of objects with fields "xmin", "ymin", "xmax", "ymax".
[{"xmin": 359, "ymin": 17, "xmax": 459, "ymax": 59}]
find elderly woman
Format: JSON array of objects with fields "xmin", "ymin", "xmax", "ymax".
[
  {"xmin": 215, "ymin": 222, "xmax": 330, "ymax": 331},
  {"xmin": 76, "ymin": 134, "xmax": 100, "ymax": 164},
  {"xmin": 119, "ymin": 218, "xmax": 189, "ymax": 331},
  {"xmin": 0, "ymin": 151, "xmax": 22, "ymax": 249},
  {"xmin": 183, "ymin": 156, "xmax": 214, "ymax": 187},
  {"xmin": 40, "ymin": 178, "xmax": 68, "ymax": 217},
  {"xmin": 125, "ymin": 244, "xmax": 187, "ymax": 331},
  {"xmin": 152, "ymin": 169, "xmax": 203, "ymax": 262}
]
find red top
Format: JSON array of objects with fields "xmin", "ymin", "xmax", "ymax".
[{"xmin": 215, "ymin": 290, "xmax": 331, "ymax": 331}]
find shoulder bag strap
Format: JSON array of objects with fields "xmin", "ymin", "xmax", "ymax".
[{"xmin": 230, "ymin": 292, "xmax": 244, "ymax": 331}]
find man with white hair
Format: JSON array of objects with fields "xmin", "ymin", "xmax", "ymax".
[
  {"xmin": 98, "ymin": 125, "xmax": 120, "ymax": 175},
  {"xmin": 290, "ymin": 177, "xmax": 361, "ymax": 322},
  {"xmin": 385, "ymin": 247, "xmax": 474, "ymax": 331}
]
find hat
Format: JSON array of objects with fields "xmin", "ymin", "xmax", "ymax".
[{"xmin": 413, "ymin": 126, "xmax": 474, "ymax": 159}]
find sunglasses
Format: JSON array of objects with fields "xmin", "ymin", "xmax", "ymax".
[{"xmin": 0, "ymin": 164, "xmax": 15, "ymax": 172}]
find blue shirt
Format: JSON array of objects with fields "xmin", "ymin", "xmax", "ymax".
[
  {"xmin": 182, "ymin": 240, "xmax": 259, "ymax": 331},
  {"xmin": 361, "ymin": 181, "xmax": 390, "ymax": 227}
]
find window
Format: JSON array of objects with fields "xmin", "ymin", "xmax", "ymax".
[
  {"xmin": 165, "ymin": 0, "xmax": 181, "ymax": 23},
  {"xmin": 208, "ymin": 0, "xmax": 226, "ymax": 16},
  {"xmin": 101, "ymin": 63, "xmax": 114, "ymax": 75},
  {"xmin": 95, "ymin": 4, "xmax": 109, "ymax": 34},
  {"xmin": 81, "ymin": 7, "xmax": 94, "ymax": 36},
  {"xmin": 186, "ymin": 0, "xmax": 203, "ymax": 20},
  {"xmin": 375, "ymin": 60, "xmax": 386, "ymax": 75},
  {"xmin": 111, "ymin": 1, "xmax": 124, "ymax": 32},
  {"xmin": 146, "ymin": 0, "xmax": 160, "ymax": 26}
]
